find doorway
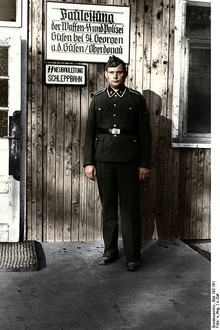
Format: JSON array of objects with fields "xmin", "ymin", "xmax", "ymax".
[{"xmin": 0, "ymin": 35, "xmax": 22, "ymax": 242}]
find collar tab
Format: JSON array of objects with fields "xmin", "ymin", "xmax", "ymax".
[{"xmin": 107, "ymin": 86, "xmax": 126, "ymax": 98}]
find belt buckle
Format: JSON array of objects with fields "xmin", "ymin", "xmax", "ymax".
[{"xmin": 111, "ymin": 128, "xmax": 120, "ymax": 135}]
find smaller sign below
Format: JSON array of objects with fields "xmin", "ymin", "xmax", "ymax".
[{"xmin": 45, "ymin": 64, "xmax": 86, "ymax": 85}]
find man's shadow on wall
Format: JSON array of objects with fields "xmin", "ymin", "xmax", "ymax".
[{"xmin": 141, "ymin": 89, "xmax": 174, "ymax": 240}]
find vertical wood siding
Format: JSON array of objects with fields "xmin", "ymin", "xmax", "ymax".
[{"xmin": 27, "ymin": 0, "xmax": 211, "ymax": 242}]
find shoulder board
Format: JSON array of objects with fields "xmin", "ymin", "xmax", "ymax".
[
  {"xmin": 94, "ymin": 88, "xmax": 106, "ymax": 96},
  {"xmin": 128, "ymin": 88, "xmax": 141, "ymax": 96}
]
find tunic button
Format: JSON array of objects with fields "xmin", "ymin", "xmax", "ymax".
[
  {"xmin": 113, "ymin": 114, "xmax": 116, "ymax": 117},
  {"xmin": 114, "ymin": 124, "xmax": 116, "ymax": 127},
  {"xmin": 114, "ymin": 104, "xmax": 116, "ymax": 106},
  {"xmin": 114, "ymin": 135, "xmax": 117, "ymax": 137}
]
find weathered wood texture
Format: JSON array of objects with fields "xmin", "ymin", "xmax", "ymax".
[{"xmin": 27, "ymin": 0, "xmax": 211, "ymax": 242}]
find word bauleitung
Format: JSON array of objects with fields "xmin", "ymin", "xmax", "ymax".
[{"xmin": 60, "ymin": 8, "xmax": 114, "ymax": 23}]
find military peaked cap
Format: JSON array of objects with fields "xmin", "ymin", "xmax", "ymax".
[{"xmin": 105, "ymin": 55, "xmax": 125, "ymax": 69}]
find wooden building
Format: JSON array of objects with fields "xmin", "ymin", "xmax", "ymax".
[{"xmin": 0, "ymin": 0, "xmax": 211, "ymax": 243}]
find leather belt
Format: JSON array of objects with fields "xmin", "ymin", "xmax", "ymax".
[{"xmin": 97, "ymin": 128, "xmax": 137, "ymax": 136}]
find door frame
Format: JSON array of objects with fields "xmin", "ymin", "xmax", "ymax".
[{"xmin": 20, "ymin": 38, "xmax": 27, "ymax": 241}]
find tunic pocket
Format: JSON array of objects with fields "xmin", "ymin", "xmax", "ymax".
[
  {"xmin": 94, "ymin": 135, "xmax": 105, "ymax": 161},
  {"xmin": 122, "ymin": 107, "xmax": 137, "ymax": 123},
  {"xmin": 124, "ymin": 136, "xmax": 139, "ymax": 161},
  {"xmin": 95, "ymin": 107, "xmax": 108, "ymax": 123}
]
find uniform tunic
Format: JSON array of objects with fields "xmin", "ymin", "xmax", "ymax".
[
  {"xmin": 84, "ymin": 86, "xmax": 152, "ymax": 168},
  {"xmin": 84, "ymin": 86, "xmax": 152, "ymax": 262}
]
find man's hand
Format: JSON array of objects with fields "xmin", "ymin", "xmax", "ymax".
[
  {"xmin": 138, "ymin": 167, "xmax": 150, "ymax": 182},
  {"xmin": 84, "ymin": 165, "xmax": 97, "ymax": 181}
]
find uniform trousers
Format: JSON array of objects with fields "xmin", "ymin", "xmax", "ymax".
[{"xmin": 96, "ymin": 161, "xmax": 141, "ymax": 262}]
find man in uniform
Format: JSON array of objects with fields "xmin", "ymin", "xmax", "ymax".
[{"xmin": 84, "ymin": 55, "xmax": 152, "ymax": 271}]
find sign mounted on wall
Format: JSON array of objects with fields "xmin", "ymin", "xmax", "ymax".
[
  {"xmin": 46, "ymin": 2, "xmax": 130, "ymax": 63},
  {"xmin": 45, "ymin": 64, "xmax": 86, "ymax": 85}
]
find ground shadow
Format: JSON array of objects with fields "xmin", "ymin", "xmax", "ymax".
[{"xmin": 34, "ymin": 241, "xmax": 47, "ymax": 271}]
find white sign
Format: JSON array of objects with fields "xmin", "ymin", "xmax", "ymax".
[
  {"xmin": 45, "ymin": 64, "xmax": 86, "ymax": 85},
  {"xmin": 46, "ymin": 2, "xmax": 130, "ymax": 63}
]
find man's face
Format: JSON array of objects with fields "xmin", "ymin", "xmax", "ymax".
[{"xmin": 105, "ymin": 64, "xmax": 128, "ymax": 91}]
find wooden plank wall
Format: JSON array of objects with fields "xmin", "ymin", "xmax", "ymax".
[{"xmin": 27, "ymin": 0, "xmax": 211, "ymax": 242}]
